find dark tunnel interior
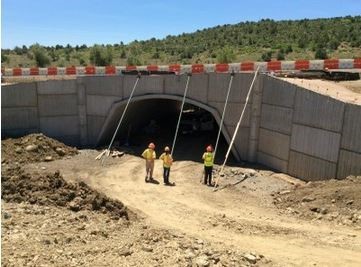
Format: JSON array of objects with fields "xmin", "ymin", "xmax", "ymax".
[{"xmin": 104, "ymin": 99, "xmax": 236, "ymax": 164}]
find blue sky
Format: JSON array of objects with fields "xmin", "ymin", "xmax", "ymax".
[{"xmin": 2, "ymin": 0, "xmax": 361, "ymax": 48}]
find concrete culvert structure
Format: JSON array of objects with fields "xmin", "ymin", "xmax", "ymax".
[
  {"xmin": 96, "ymin": 96, "xmax": 237, "ymax": 163},
  {"xmin": 2, "ymin": 73, "xmax": 361, "ymax": 180}
]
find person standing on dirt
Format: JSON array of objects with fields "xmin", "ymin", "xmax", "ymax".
[
  {"xmin": 159, "ymin": 146, "xmax": 174, "ymax": 185},
  {"xmin": 202, "ymin": 145, "xmax": 214, "ymax": 186},
  {"xmin": 142, "ymin": 143, "xmax": 156, "ymax": 183}
]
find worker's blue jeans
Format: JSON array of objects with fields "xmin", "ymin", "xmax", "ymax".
[{"xmin": 163, "ymin": 167, "xmax": 170, "ymax": 184}]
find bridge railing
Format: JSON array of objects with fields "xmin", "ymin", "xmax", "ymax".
[{"xmin": 2, "ymin": 59, "xmax": 360, "ymax": 77}]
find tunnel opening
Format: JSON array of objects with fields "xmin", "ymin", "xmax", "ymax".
[{"xmin": 99, "ymin": 98, "xmax": 237, "ymax": 164}]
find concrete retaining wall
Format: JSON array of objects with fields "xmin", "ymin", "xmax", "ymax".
[
  {"xmin": 37, "ymin": 80, "xmax": 79, "ymax": 145},
  {"xmin": 256, "ymin": 75, "xmax": 361, "ymax": 180},
  {"xmin": 1, "ymin": 83, "xmax": 39, "ymax": 137},
  {"xmin": 1, "ymin": 80, "xmax": 80, "ymax": 145},
  {"xmin": 2, "ymin": 73, "xmax": 360, "ymax": 180},
  {"xmin": 257, "ymin": 76, "xmax": 296, "ymax": 172}
]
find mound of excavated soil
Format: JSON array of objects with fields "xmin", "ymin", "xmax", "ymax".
[
  {"xmin": 273, "ymin": 176, "xmax": 361, "ymax": 226},
  {"xmin": 1, "ymin": 134, "xmax": 127, "ymax": 220},
  {"xmin": 1, "ymin": 133, "xmax": 78, "ymax": 164},
  {"xmin": 1, "ymin": 165, "xmax": 128, "ymax": 220}
]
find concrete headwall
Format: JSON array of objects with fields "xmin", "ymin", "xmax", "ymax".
[
  {"xmin": 2, "ymin": 73, "xmax": 361, "ymax": 180},
  {"xmin": 81, "ymin": 73, "xmax": 253, "ymax": 161}
]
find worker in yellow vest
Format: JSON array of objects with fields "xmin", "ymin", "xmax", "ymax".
[
  {"xmin": 159, "ymin": 146, "xmax": 174, "ymax": 185},
  {"xmin": 142, "ymin": 142, "xmax": 156, "ymax": 183},
  {"xmin": 202, "ymin": 145, "xmax": 214, "ymax": 186}
]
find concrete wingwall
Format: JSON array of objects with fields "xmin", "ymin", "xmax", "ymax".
[
  {"xmin": 257, "ymin": 75, "xmax": 361, "ymax": 180},
  {"xmin": 2, "ymin": 73, "xmax": 361, "ymax": 180}
]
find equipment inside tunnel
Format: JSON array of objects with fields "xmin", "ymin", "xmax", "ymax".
[{"xmin": 99, "ymin": 98, "xmax": 235, "ymax": 163}]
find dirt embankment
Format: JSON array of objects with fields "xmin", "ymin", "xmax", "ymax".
[
  {"xmin": 1, "ymin": 134, "xmax": 128, "ymax": 220},
  {"xmin": 1, "ymin": 133, "xmax": 78, "ymax": 164},
  {"xmin": 1, "ymin": 166, "xmax": 128, "ymax": 220},
  {"xmin": 273, "ymin": 176, "xmax": 361, "ymax": 226}
]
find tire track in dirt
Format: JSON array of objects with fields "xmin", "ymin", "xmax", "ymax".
[
  {"xmin": 28, "ymin": 153, "xmax": 361, "ymax": 266},
  {"xmin": 77, "ymin": 156, "xmax": 361, "ymax": 267}
]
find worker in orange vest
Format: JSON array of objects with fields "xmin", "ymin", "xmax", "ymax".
[
  {"xmin": 142, "ymin": 142, "xmax": 156, "ymax": 183},
  {"xmin": 202, "ymin": 145, "xmax": 214, "ymax": 186},
  {"xmin": 159, "ymin": 146, "xmax": 174, "ymax": 185}
]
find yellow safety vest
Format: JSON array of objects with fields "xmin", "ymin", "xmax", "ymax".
[
  {"xmin": 160, "ymin": 153, "xmax": 173, "ymax": 168},
  {"xmin": 203, "ymin": 152, "xmax": 214, "ymax": 167},
  {"xmin": 142, "ymin": 148, "xmax": 156, "ymax": 160}
]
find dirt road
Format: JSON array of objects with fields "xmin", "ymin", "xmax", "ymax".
[{"xmin": 31, "ymin": 151, "xmax": 361, "ymax": 267}]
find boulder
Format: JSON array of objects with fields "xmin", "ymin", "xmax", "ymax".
[
  {"xmin": 68, "ymin": 197, "xmax": 83, "ymax": 212},
  {"xmin": 25, "ymin": 144, "xmax": 38, "ymax": 152},
  {"xmin": 195, "ymin": 255, "xmax": 209, "ymax": 267},
  {"xmin": 243, "ymin": 253, "xmax": 257, "ymax": 264},
  {"xmin": 118, "ymin": 248, "xmax": 132, "ymax": 257},
  {"xmin": 55, "ymin": 148, "xmax": 66, "ymax": 156},
  {"xmin": 302, "ymin": 196, "xmax": 316, "ymax": 202},
  {"xmin": 279, "ymin": 190, "xmax": 291, "ymax": 195},
  {"xmin": 44, "ymin": 156, "xmax": 53, "ymax": 162}
]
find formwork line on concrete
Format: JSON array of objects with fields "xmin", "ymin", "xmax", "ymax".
[
  {"xmin": 3, "ymin": 105, "xmax": 44, "ymax": 109},
  {"xmin": 257, "ymin": 148, "xmax": 292, "ymax": 162},
  {"xmin": 258, "ymin": 126, "xmax": 292, "ymax": 137},
  {"xmin": 291, "ymin": 122, "xmax": 344, "ymax": 135},
  {"xmin": 248, "ymin": 73, "xmax": 264, "ymax": 162},
  {"xmin": 336, "ymin": 147, "xmax": 361, "ymax": 156},
  {"xmin": 335, "ymin": 106, "xmax": 347, "ymax": 178},
  {"xmin": 36, "ymin": 114, "xmax": 80, "ymax": 118},
  {"xmin": 35, "ymin": 82, "xmax": 41, "ymax": 133},
  {"xmin": 289, "ymin": 149, "xmax": 342, "ymax": 165},
  {"xmin": 286, "ymin": 80, "xmax": 299, "ymax": 173}
]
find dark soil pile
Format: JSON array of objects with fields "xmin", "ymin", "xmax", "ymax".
[
  {"xmin": 273, "ymin": 176, "xmax": 361, "ymax": 226},
  {"xmin": 1, "ymin": 133, "xmax": 78, "ymax": 164},
  {"xmin": 1, "ymin": 165, "xmax": 128, "ymax": 220},
  {"xmin": 1, "ymin": 134, "xmax": 127, "ymax": 220}
]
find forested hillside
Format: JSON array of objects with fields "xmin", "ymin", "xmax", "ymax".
[{"xmin": 2, "ymin": 16, "xmax": 361, "ymax": 67}]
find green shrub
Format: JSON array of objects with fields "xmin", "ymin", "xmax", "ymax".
[
  {"xmin": 277, "ymin": 51, "xmax": 285, "ymax": 60},
  {"xmin": 1, "ymin": 53, "xmax": 9, "ymax": 63},
  {"xmin": 216, "ymin": 47, "xmax": 235, "ymax": 63},
  {"xmin": 126, "ymin": 55, "xmax": 141, "ymax": 66},
  {"xmin": 89, "ymin": 45, "xmax": 113, "ymax": 66},
  {"xmin": 261, "ymin": 51, "xmax": 272, "ymax": 62},
  {"xmin": 30, "ymin": 44, "xmax": 50, "ymax": 67},
  {"xmin": 315, "ymin": 48, "xmax": 328, "ymax": 59}
]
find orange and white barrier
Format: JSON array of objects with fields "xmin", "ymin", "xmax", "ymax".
[{"xmin": 1, "ymin": 59, "xmax": 360, "ymax": 77}]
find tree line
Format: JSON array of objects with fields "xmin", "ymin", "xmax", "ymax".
[{"xmin": 2, "ymin": 16, "xmax": 361, "ymax": 68}]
